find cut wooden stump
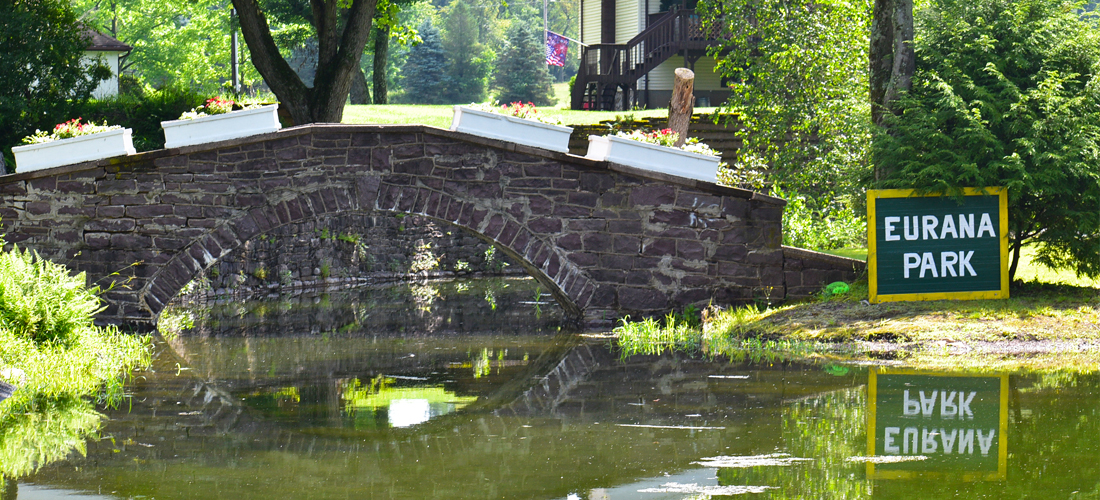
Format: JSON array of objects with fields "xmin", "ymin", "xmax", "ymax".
[{"xmin": 669, "ymin": 68, "xmax": 695, "ymax": 148}]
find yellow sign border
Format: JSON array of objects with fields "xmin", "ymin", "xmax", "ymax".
[
  {"xmin": 867, "ymin": 368, "xmax": 1009, "ymax": 481},
  {"xmin": 867, "ymin": 187, "xmax": 1009, "ymax": 304}
]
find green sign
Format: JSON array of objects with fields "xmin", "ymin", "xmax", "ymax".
[
  {"xmin": 868, "ymin": 188, "xmax": 1009, "ymax": 303},
  {"xmin": 867, "ymin": 369, "xmax": 1008, "ymax": 480}
]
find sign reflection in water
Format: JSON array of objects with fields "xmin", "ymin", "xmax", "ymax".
[{"xmin": 867, "ymin": 368, "xmax": 1009, "ymax": 480}]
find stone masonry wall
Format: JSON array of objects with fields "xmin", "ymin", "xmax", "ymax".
[{"xmin": 199, "ymin": 212, "xmax": 522, "ymax": 295}]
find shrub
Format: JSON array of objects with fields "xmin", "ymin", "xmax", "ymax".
[
  {"xmin": 775, "ymin": 186, "xmax": 866, "ymax": 251},
  {"xmin": 0, "ymin": 242, "xmax": 150, "ymax": 406},
  {"xmin": 75, "ymin": 85, "xmax": 209, "ymax": 152}
]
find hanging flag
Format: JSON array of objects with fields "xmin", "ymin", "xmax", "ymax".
[{"xmin": 545, "ymin": 31, "xmax": 568, "ymax": 67}]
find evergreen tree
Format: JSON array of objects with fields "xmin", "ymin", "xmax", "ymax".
[
  {"xmin": 442, "ymin": 0, "xmax": 492, "ymax": 103},
  {"xmin": 399, "ymin": 20, "xmax": 447, "ymax": 104},
  {"xmin": 492, "ymin": 22, "xmax": 555, "ymax": 106}
]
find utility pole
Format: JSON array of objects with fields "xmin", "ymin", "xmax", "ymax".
[{"xmin": 230, "ymin": 7, "xmax": 241, "ymax": 94}]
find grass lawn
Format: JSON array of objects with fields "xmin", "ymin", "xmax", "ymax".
[{"xmin": 342, "ymin": 82, "xmax": 720, "ymax": 128}]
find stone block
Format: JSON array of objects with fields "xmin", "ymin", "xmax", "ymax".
[
  {"xmin": 650, "ymin": 210, "xmax": 692, "ymax": 226},
  {"xmin": 641, "ymin": 238, "xmax": 675, "ymax": 256},
  {"xmin": 26, "ymin": 202, "xmax": 51, "ymax": 215},
  {"xmin": 579, "ymin": 172, "xmax": 616, "ymax": 192},
  {"xmin": 677, "ymin": 240, "xmax": 706, "ymax": 260},
  {"xmin": 126, "ymin": 205, "xmax": 175, "ymax": 218},
  {"xmin": 582, "ymin": 233, "xmax": 612, "ymax": 252},
  {"xmin": 617, "ymin": 286, "xmax": 669, "ymax": 310},
  {"xmin": 556, "ymin": 233, "xmax": 582, "ymax": 251},
  {"xmin": 630, "ymin": 185, "xmax": 676, "ymax": 206},
  {"xmin": 85, "ymin": 218, "xmax": 135, "ymax": 232},
  {"xmin": 569, "ymin": 252, "xmax": 598, "ymax": 267}
]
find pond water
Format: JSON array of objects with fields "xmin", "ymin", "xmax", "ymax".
[{"xmin": 7, "ymin": 278, "xmax": 1100, "ymax": 499}]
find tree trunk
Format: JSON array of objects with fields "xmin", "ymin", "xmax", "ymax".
[
  {"xmin": 233, "ymin": 0, "xmax": 377, "ymax": 125},
  {"xmin": 372, "ymin": 25, "xmax": 389, "ymax": 104},
  {"xmin": 350, "ymin": 66, "xmax": 371, "ymax": 104},
  {"xmin": 1009, "ymin": 235, "xmax": 1023, "ymax": 283},
  {"xmin": 668, "ymin": 68, "xmax": 695, "ymax": 148},
  {"xmin": 870, "ymin": 0, "xmax": 914, "ymax": 180}
]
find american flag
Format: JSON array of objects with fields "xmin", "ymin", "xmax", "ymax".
[{"xmin": 545, "ymin": 31, "xmax": 568, "ymax": 67}]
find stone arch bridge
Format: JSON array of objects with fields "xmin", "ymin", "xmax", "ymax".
[{"xmin": 0, "ymin": 124, "xmax": 860, "ymax": 330}]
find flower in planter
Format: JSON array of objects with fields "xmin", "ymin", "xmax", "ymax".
[
  {"xmin": 467, "ymin": 101, "xmax": 563, "ymax": 125},
  {"xmin": 178, "ymin": 97, "xmax": 250, "ymax": 120},
  {"xmin": 614, "ymin": 128, "xmax": 721, "ymax": 157},
  {"xmin": 614, "ymin": 128, "xmax": 766, "ymax": 189},
  {"xmin": 21, "ymin": 118, "xmax": 121, "ymax": 145}
]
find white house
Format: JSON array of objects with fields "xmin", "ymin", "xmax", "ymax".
[
  {"xmin": 571, "ymin": 0, "xmax": 728, "ymax": 110},
  {"xmin": 82, "ymin": 30, "xmax": 131, "ymax": 99}
]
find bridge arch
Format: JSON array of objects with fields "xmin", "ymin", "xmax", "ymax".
[
  {"xmin": 147, "ymin": 186, "xmax": 587, "ymax": 322},
  {"xmin": 0, "ymin": 124, "xmax": 846, "ymax": 330}
]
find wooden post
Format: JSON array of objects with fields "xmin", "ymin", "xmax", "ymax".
[{"xmin": 669, "ymin": 67, "xmax": 695, "ymax": 148}]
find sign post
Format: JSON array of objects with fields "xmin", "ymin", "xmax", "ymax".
[
  {"xmin": 867, "ymin": 188, "xmax": 1009, "ymax": 303},
  {"xmin": 867, "ymin": 369, "xmax": 1009, "ymax": 481}
]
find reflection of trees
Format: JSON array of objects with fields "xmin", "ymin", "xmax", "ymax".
[
  {"xmin": 0, "ymin": 395, "xmax": 101, "ymax": 479},
  {"xmin": 718, "ymin": 386, "xmax": 869, "ymax": 499}
]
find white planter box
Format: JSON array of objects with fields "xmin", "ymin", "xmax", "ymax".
[
  {"xmin": 450, "ymin": 106, "xmax": 573, "ymax": 153},
  {"xmin": 11, "ymin": 128, "xmax": 135, "ymax": 173},
  {"xmin": 161, "ymin": 104, "xmax": 282, "ymax": 149},
  {"xmin": 585, "ymin": 135, "xmax": 721, "ymax": 183}
]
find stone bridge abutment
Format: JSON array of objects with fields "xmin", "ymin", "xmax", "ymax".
[{"xmin": 0, "ymin": 124, "xmax": 860, "ymax": 330}]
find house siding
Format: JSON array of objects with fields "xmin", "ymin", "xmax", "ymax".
[
  {"xmin": 645, "ymin": 56, "xmax": 723, "ymax": 90},
  {"xmin": 615, "ymin": 0, "xmax": 642, "ymax": 43},
  {"xmin": 83, "ymin": 51, "xmax": 122, "ymax": 99},
  {"xmin": 581, "ymin": 0, "xmax": 602, "ymax": 45}
]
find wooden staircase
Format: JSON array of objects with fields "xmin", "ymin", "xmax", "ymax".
[{"xmin": 571, "ymin": 8, "xmax": 719, "ymax": 111}]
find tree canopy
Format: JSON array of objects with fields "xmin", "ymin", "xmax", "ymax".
[
  {"xmin": 75, "ymin": 0, "xmax": 262, "ymax": 93},
  {"xmin": 1, "ymin": 0, "xmax": 110, "ymax": 168},
  {"xmin": 698, "ymin": 0, "xmax": 873, "ymax": 208},
  {"xmin": 876, "ymin": 0, "xmax": 1100, "ymax": 280}
]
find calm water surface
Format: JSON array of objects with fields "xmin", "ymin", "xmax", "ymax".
[{"xmin": 9, "ymin": 278, "xmax": 1100, "ymax": 499}]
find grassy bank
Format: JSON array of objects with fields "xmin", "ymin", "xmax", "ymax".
[
  {"xmin": 614, "ymin": 276, "xmax": 1100, "ymax": 364},
  {"xmin": 0, "ymin": 243, "xmax": 150, "ymax": 477}
]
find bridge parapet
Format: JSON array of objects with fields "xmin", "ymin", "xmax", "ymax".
[{"xmin": 0, "ymin": 124, "xmax": 843, "ymax": 330}]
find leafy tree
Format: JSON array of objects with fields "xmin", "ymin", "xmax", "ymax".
[
  {"xmin": 698, "ymin": 0, "xmax": 872, "ymax": 210},
  {"xmin": 75, "ymin": 0, "xmax": 262, "ymax": 93},
  {"xmin": 492, "ymin": 21, "xmax": 555, "ymax": 106},
  {"xmin": 442, "ymin": 0, "xmax": 493, "ymax": 103},
  {"xmin": 876, "ymin": 0, "xmax": 1100, "ymax": 280},
  {"xmin": 399, "ymin": 20, "xmax": 448, "ymax": 103},
  {"xmin": 232, "ymin": 0, "xmax": 377, "ymax": 124},
  {"xmin": 1, "ymin": 0, "xmax": 110, "ymax": 168}
]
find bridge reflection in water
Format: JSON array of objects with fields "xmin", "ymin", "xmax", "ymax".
[{"xmin": 11, "ymin": 280, "xmax": 1100, "ymax": 499}]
